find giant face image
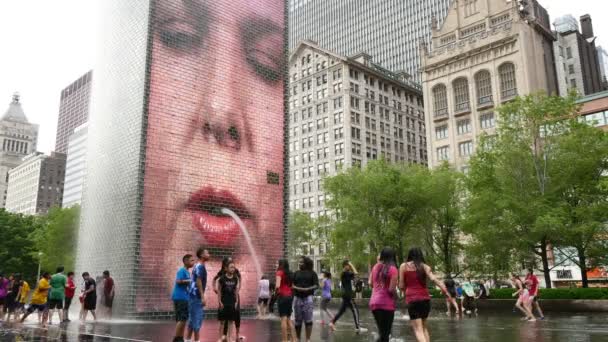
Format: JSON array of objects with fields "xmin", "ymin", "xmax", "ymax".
[{"xmin": 138, "ymin": 0, "xmax": 285, "ymax": 312}]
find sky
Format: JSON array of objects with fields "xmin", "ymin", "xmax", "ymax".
[{"xmin": 0, "ymin": 0, "xmax": 607, "ymax": 154}]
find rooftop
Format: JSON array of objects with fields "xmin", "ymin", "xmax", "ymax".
[{"xmin": 2, "ymin": 93, "xmax": 30, "ymax": 123}]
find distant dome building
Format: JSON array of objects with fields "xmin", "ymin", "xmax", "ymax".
[{"xmin": 0, "ymin": 93, "xmax": 39, "ymax": 208}]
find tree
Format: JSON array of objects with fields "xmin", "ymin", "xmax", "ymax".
[
  {"xmin": 0, "ymin": 209, "xmax": 39, "ymax": 281},
  {"xmin": 287, "ymin": 210, "xmax": 318, "ymax": 260},
  {"xmin": 31, "ymin": 206, "xmax": 80, "ymax": 273}
]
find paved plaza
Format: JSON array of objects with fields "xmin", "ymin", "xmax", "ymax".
[{"xmin": 2, "ymin": 309, "xmax": 608, "ymax": 341}]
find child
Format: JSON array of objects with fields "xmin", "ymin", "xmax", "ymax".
[
  {"xmin": 511, "ymin": 273, "xmax": 535, "ymax": 321},
  {"xmin": 319, "ymin": 271, "xmax": 334, "ymax": 325},
  {"xmin": 218, "ymin": 261, "xmax": 240, "ymax": 342},
  {"xmin": 444, "ymin": 277, "xmax": 460, "ymax": 315}
]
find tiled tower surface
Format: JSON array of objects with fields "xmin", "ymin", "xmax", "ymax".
[{"xmin": 77, "ymin": 0, "xmax": 287, "ymax": 319}]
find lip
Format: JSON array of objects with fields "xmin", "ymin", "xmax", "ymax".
[{"xmin": 187, "ymin": 187, "xmax": 252, "ymax": 247}]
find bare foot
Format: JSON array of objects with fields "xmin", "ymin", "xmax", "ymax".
[{"xmin": 329, "ymin": 322, "xmax": 336, "ymax": 331}]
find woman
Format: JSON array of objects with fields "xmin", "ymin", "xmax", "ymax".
[
  {"xmin": 276, "ymin": 259, "xmax": 296, "ymax": 342},
  {"xmin": 5, "ymin": 274, "xmax": 20, "ymax": 322},
  {"xmin": 214, "ymin": 257, "xmax": 244, "ymax": 340},
  {"xmin": 369, "ymin": 248, "xmax": 399, "ymax": 342},
  {"xmin": 443, "ymin": 277, "xmax": 460, "ymax": 316},
  {"xmin": 257, "ymin": 275, "xmax": 270, "ymax": 318},
  {"xmin": 511, "ymin": 273, "xmax": 535, "ymax": 321},
  {"xmin": 138, "ymin": 0, "xmax": 286, "ymax": 313},
  {"xmin": 218, "ymin": 261, "xmax": 240, "ymax": 342},
  {"xmin": 399, "ymin": 247, "xmax": 451, "ymax": 342},
  {"xmin": 330, "ymin": 260, "xmax": 365, "ymax": 333},
  {"xmin": 319, "ymin": 271, "xmax": 334, "ymax": 325}
]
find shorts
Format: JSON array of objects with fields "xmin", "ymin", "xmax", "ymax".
[
  {"xmin": 530, "ymin": 295, "xmax": 539, "ymax": 303},
  {"xmin": 27, "ymin": 304, "xmax": 47, "ymax": 313},
  {"xmin": 320, "ymin": 297, "xmax": 331, "ymax": 311},
  {"xmin": 408, "ymin": 300, "xmax": 431, "ymax": 320},
  {"xmin": 277, "ymin": 296, "xmax": 293, "ymax": 317},
  {"xmin": 64, "ymin": 297, "xmax": 73, "ymax": 311},
  {"xmin": 48, "ymin": 299, "xmax": 64, "ymax": 310},
  {"xmin": 187, "ymin": 297, "xmax": 205, "ymax": 332},
  {"xmin": 84, "ymin": 295, "xmax": 97, "ymax": 310},
  {"xmin": 0, "ymin": 297, "xmax": 5, "ymax": 306},
  {"xmin": 293, "ymin": 296, "xmax": 314, "ymax": 326},
  {"xmin": 447, "ymin": 288, "xmax": 457, "ymax": 298},
  {"xmin": 258, "ymin": 297, "xmax": 269, "ymax": 305},
  {"xmin": 218, "ymin": 304, "xmax": 238, "ymax": 321},
  {"xmin": 104, "ymin": 296, "xmax": 114, "ymax": 308},
  {"xmin": 174, "ymin": 300, "xmax": 189, "ymax": 322}
]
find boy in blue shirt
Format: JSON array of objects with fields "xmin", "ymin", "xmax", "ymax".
[
  {"xmin": 172, "ymin": 254, "xmax": 194, "ymax": 342},
  {"xmin": 186, "ymin": 247, "xmax": 210, "ymax": 342}
]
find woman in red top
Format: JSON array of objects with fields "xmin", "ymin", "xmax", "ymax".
[
  {"xmin": 63, "ymin": 272, "xmax": 77, "ymax": 322},
  {"xmin": 275, "ymin": 259, "xmax": 296, "ymax": 342},
  {"xmin": 399, "ymin": 247, "xmax": 451, "ymax": 342}
]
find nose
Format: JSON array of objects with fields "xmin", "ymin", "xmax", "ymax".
[{"xmin": 197, "ymin": 26, "xmax": 251, "ymax": 152}]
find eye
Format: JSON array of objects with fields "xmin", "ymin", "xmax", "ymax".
[
  {"xmin": 246, "ymin": 48, "xmax": 282, "ymax": 83},
  {"xmin": 159, "ymin": 29, "xmax": 202, "ymax": 51}
]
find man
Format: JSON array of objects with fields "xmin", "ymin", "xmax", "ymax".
[
  {"xmin": 102, "ymin": 270, "xmax": 115, "ymax": 319},
  {"xmin": 172, "ymin": 254, "xmax": 194, "ymax": 342},
  {"xmin": 48, "ymin": 266, "xmax": 67, "ymax": 325},
  {"xmin": 292, "ymin": 256, "xmax": 319, "ymax": 342},
  {"xmin": 21, "ymin": 272, "xmax": 51, "ymax": 327},
  {"xmin": 186, "ymin": 247, "xmax": 209, "ymax": 342},
  {"xmin": 81, "ymin": 272, "xmax": 97, "ymax": 322},
  {"xmin": 525, "ymin": 268, "xmax": 545, "ymax": 320},
  {"xmin": 0, "ymin": 273, "xmax": 8, "ymax": 320},
  {"xmin": 64, "ymin": 272, "xmax": 76, "ymax": 322}
]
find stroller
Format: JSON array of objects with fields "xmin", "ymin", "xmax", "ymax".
[{"xmin": 461, "ymin": 282, "xmax": 477, "ymax": 316}]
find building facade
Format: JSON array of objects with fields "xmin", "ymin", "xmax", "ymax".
[
  {"xmin": 553, "ymin": 15, "xmax": 603, "ymax": 96},
  {"xmin": 62, "ymin": 123, "xmax": 88, "ymax": 208},
  {"xmin": 421, "ymin": 0, "xmax": 558, "ymax": 170},
  {"xmin": 5, "ymin": 152, "xmax": 66, "ymax": 215},
  {"xmin": 0, "ymin": 94, "xmax": 39, "ymax": 207},
  {"xmin": 597, "ymin": 46, "xmax": 608, "ymax": 89},
  {"xmin": 55, "ymin": 70, "xmax": 92, "ymax": 154},
  {"xmin": 289, "ymin": 0, "xmax": 452, "ymax": 82},
  {"xmin": 288, "ymin": 41, "xmax": 426, "ymax": 270}
]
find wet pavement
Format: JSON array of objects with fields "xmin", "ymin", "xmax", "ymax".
[{"xmin": 2, "ymin": 309, "xmax": 608, "ymax": 341}]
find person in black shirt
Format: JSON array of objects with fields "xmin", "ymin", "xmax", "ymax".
[
  {"xmin": 214, "ymin": 257, "xmax": 244, "ymax": 341},
  {"xmin": 81, "ymin": 272, "xmax": 97, "ymax": 322},
  {"xmin": 444, "ymin": 277, "xmax": 460, "ymax": 315},
  {"xmin": 292, "ymin": 256, "xmax": 319, "ymax": 342},
  {"xmin": 330, "ymin": 260, "xmax": 365, "ymax": 333},
  {"xmin": 218, "ymin": 261, "xmax": 239, "ymax": 341}
]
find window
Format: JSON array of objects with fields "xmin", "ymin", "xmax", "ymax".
[
  {"xmin": 557, "ymin": 270, "xmax": 573, "ymax": 279},
  {"xmin": 351, "ymin": 127, "xmax": 361, "ymax": 140},
  {"xmin": 432, "ymin": 84, "xmax": 448, "ymax": 116},
  {"xmin": 453, "ymin": 78, "xmax": 470, "ymax": 113},
  {"xmin": 333, "ymin": 69, "xmax": 342, "ymax": 80},
  {"xmin": 335, "ymin": 143, "xmax": 344, "ymax": 155},
  {"xmin": 457, "ymin": 119, "xmax": 472, "ymax": 135},
  {"xmin": 350, "ymin": 111, "xmax": 360, "ymax": 125},
  {"xmin": 435, "ymin": 125, "xmax": 448, "ymax": 140},
  {"xmin": 570, "ymin": 79, "xmax": 577, "ymax": 89},
  {"xmin": 437, "ymin": 146, "xmax": 449, "ymax": 161},
  {"xmin": 559, "ymin": 46, "xmax": 564, "ymax": 57},
  {"xmin": 351, "ymin": 143, "xmax": 361, "ymax": 156},
  {"xmin": 479, "ymin": 112, "xmax": 495, "ymax": 129},
  {"xmin": 333, "ymin": 83, "xmax": 342, "ymax": 93},
  {"xmin": 568, "ymin": 64, "xmax": 575, "ymax": 75},
  {"xmin": 333, "ymin": 97, "xmax": 343, "ymax": 109},
  {"xmin": 499, "ymin": 63, "xmax": 517, "ymax": 99},
  {"xmin": 350, "ymin": 96, "xmax": 360, "ymax": 109},
  {"xmin": 566, "ymin": 47, "xmax": 572, "ymax": 59},
  {"xmin": 459, "ymin": 141, "xmax": 473, "ymax": 157},
  {"xmin": 334, "ymin": 112, "xmax": 343, "ymax": 124},
  {"xmin": 334, "ymin": 127, "xmax": 344, "ymax": 139},
  {"xmin": 475, "ymin": 70, "xmax": 493, "ymax": 105}
]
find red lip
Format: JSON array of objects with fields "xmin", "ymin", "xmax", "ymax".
[{"xmin": 187, "ymin": 187, "xmax": 252, "ymax": 247}]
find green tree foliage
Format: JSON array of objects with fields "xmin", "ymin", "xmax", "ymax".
[
  {"xmin": 0, "ymin": 209, "xmax": 39, "ymax": 281},
  {"xmin": 31, "ymin": 205, "xmax": 80, "ymax": 273}
]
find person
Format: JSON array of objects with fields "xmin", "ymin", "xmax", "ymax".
[
  {"xmin": 292, "ymin": 256, "xmax": 319, "ymax": 342},
  {"xmin": 138, "ymin": 0, "xmax": 286, "ymax": 315},
  {"xmin": 17, "ymin": 277, "xmax": 30, "ymax": 315},
  {"xmin": 186, "ymin": 247, "xmax": 210, "ymax": 342},
  {"xmin": 218, "ymin": 260, "xmax": 240, "ymax": 342},
  {"xmin": 268, "ymin": 281, "xmax": 277, "ymax": 314},
  {"xmin": 5, "ymin": 274, "xmax": 21, "ymax": 322},
  {"xmin": 330, "ymin": 260, "xmax": 366, "ymax": 333},
  {"xmin": 355, "ymin": 279, "xmax": 364, "ymax": 300},
  {"xmin": 369, "ymin": 247, "xmax": 399, "ymax": 342},
  {"xmin": 525, "ymin": 269, "xmax": 545, "ymax": 320},
  {"xmin": 399, "ymin": 247, "xmax": 452, "ymax": 342},
  {"xmin": 101, "ymin": 270, "xmax": 115, "ymax": 319},
  {"xmin": 257, "ymin": 275, "xmax": 270, "ymax": 318},
  {"xmin": 461, "ymin": 281, "xmax": 476, "ymax": 316},
  {"xmin": 511, "ymin": 273, "xmax": 535, "ymax": 322},
  {"xmin": 64, "ymin": 272, "xmax": 77, "ymax": 322},
  {"xmin": 0, "ymin": 273, "xmax": 8, "ymax": 320},
  {"xmin": 443, "ymin": 277, "xmax": 460, "ymax": 316},
  {"xmin": 48, "ymin": 266, "xmax": 67, "ymax": 325},
  {"xmin": 172, "ymin": 254, "xmax": 194, "ymax": 342},
  {"xmin": 213, "ymin": 257, "xmax": 244, "ymax": 341},
  {"xmin": 477, "ymin": 280, "xmax": 489, "ymax": 299},
  {"xmin": 20, "ymin": 272, "xmax": 51, "ymax": 327},
  {"xmin": 319, "ymin": 271, "xmax": 334, "ymax": 325},
  {"xmin": 81, "ymin": 272, "xmax": 97, "ymax": 322},
  {"xmin": 275, "ymin": 259, "xmax": 295, "ymax": 342}
]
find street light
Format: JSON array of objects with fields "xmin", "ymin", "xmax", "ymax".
[{"xmin": 36, "ymin": 252, "xmax": 43, "ymax": 282}]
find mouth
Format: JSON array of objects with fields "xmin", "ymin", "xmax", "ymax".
[{"xmin": 187, "ymin": 186, "xmax": 253, "ymax": 247}]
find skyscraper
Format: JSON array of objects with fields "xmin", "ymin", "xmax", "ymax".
[
  {"xmin": 289, "ymin": 0, "xmax": 452, "ymax": 82},
  {"xmin": 62, "ymin": 123, "xmax": 88, "ymax": 208},
  {"xmin": 55, "ymin": 70, "xmax": 92, "ymax": 154}
]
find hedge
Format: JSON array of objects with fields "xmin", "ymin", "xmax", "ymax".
[{"xmin": 329, "ymin": 288, "xmax": 608, "ymax": 300}]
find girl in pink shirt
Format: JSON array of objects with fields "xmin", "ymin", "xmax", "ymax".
[{"xmin": 369, "ymin": 247, "xmax": 399, "ymax": 342}]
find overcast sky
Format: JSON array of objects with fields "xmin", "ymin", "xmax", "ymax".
[{"xmin": 0, "ymin": 0, "xmax": 607, "ymax": 153}]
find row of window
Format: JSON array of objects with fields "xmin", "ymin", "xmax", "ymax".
[
  {"xmin": 432, "ymin": 63, "xmax": 517, "ymax": 117},
  {"xmin": 436, "ymin": 140, "xmax": 474, "ymax": 161},
  {"xmin": 434, "ymin": 113, "xmax": 495, "ymax": 140}
]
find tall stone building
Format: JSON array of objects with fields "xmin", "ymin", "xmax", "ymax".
[
  {"xmin": 55, "ymin": 71, "xmax": 92, "ymax": 154},
  {"xmin": 0, "ymin": 94, "xmax": 39, "ymax": 207},
  {"xmin": 289, "ymin": 0, "xmax": 452, "ymax": 82},
  {"xmin": 553, "ymin": 15, "xmax": 603, "ymax": 96},
  {"xmin": 5, "ymin": 152, "xmax": 66, "ymax": 215},
  {"xmin": 289, "ymin": 41, "xmax": 426, "ymax": 270},
  {"xmin": 421, "ymin": 0, "xmax": 558, "ymax": 170}
]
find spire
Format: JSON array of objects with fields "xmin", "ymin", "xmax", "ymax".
[{"xmin": 2, "ymin": 92, "xmax": 29, "ymax": 123}]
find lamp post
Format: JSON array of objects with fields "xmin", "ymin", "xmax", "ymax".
[{"xmin": 36, "ymin": 252, "xmax": 43, "ymax": 281}]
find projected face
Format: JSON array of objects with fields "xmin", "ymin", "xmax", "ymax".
[{"xmin": 139, "ymin": 0, "xmax": 285, "ymax": 312}]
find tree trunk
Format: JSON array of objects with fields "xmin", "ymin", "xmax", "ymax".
[
  {"xmin": 540, "ymin": 239, "xmax": 552, "ymax": 288},
  {"xmin": 578, "ymin": 247, "xmax": 589, "ymax": 288}
]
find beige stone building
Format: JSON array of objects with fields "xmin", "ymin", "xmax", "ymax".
[{"xmin": 421, "ymin": 0, "xmax": 558, "ymax": 170}]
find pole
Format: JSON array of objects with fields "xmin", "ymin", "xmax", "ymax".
[{"xmin": 36, "ymin": 252, "xmax": 43, "ymax": 282}]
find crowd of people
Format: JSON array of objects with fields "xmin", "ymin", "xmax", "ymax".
[{"xmin": 0, "ymin": 267, "xmax": 115, "ymax": 327}]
